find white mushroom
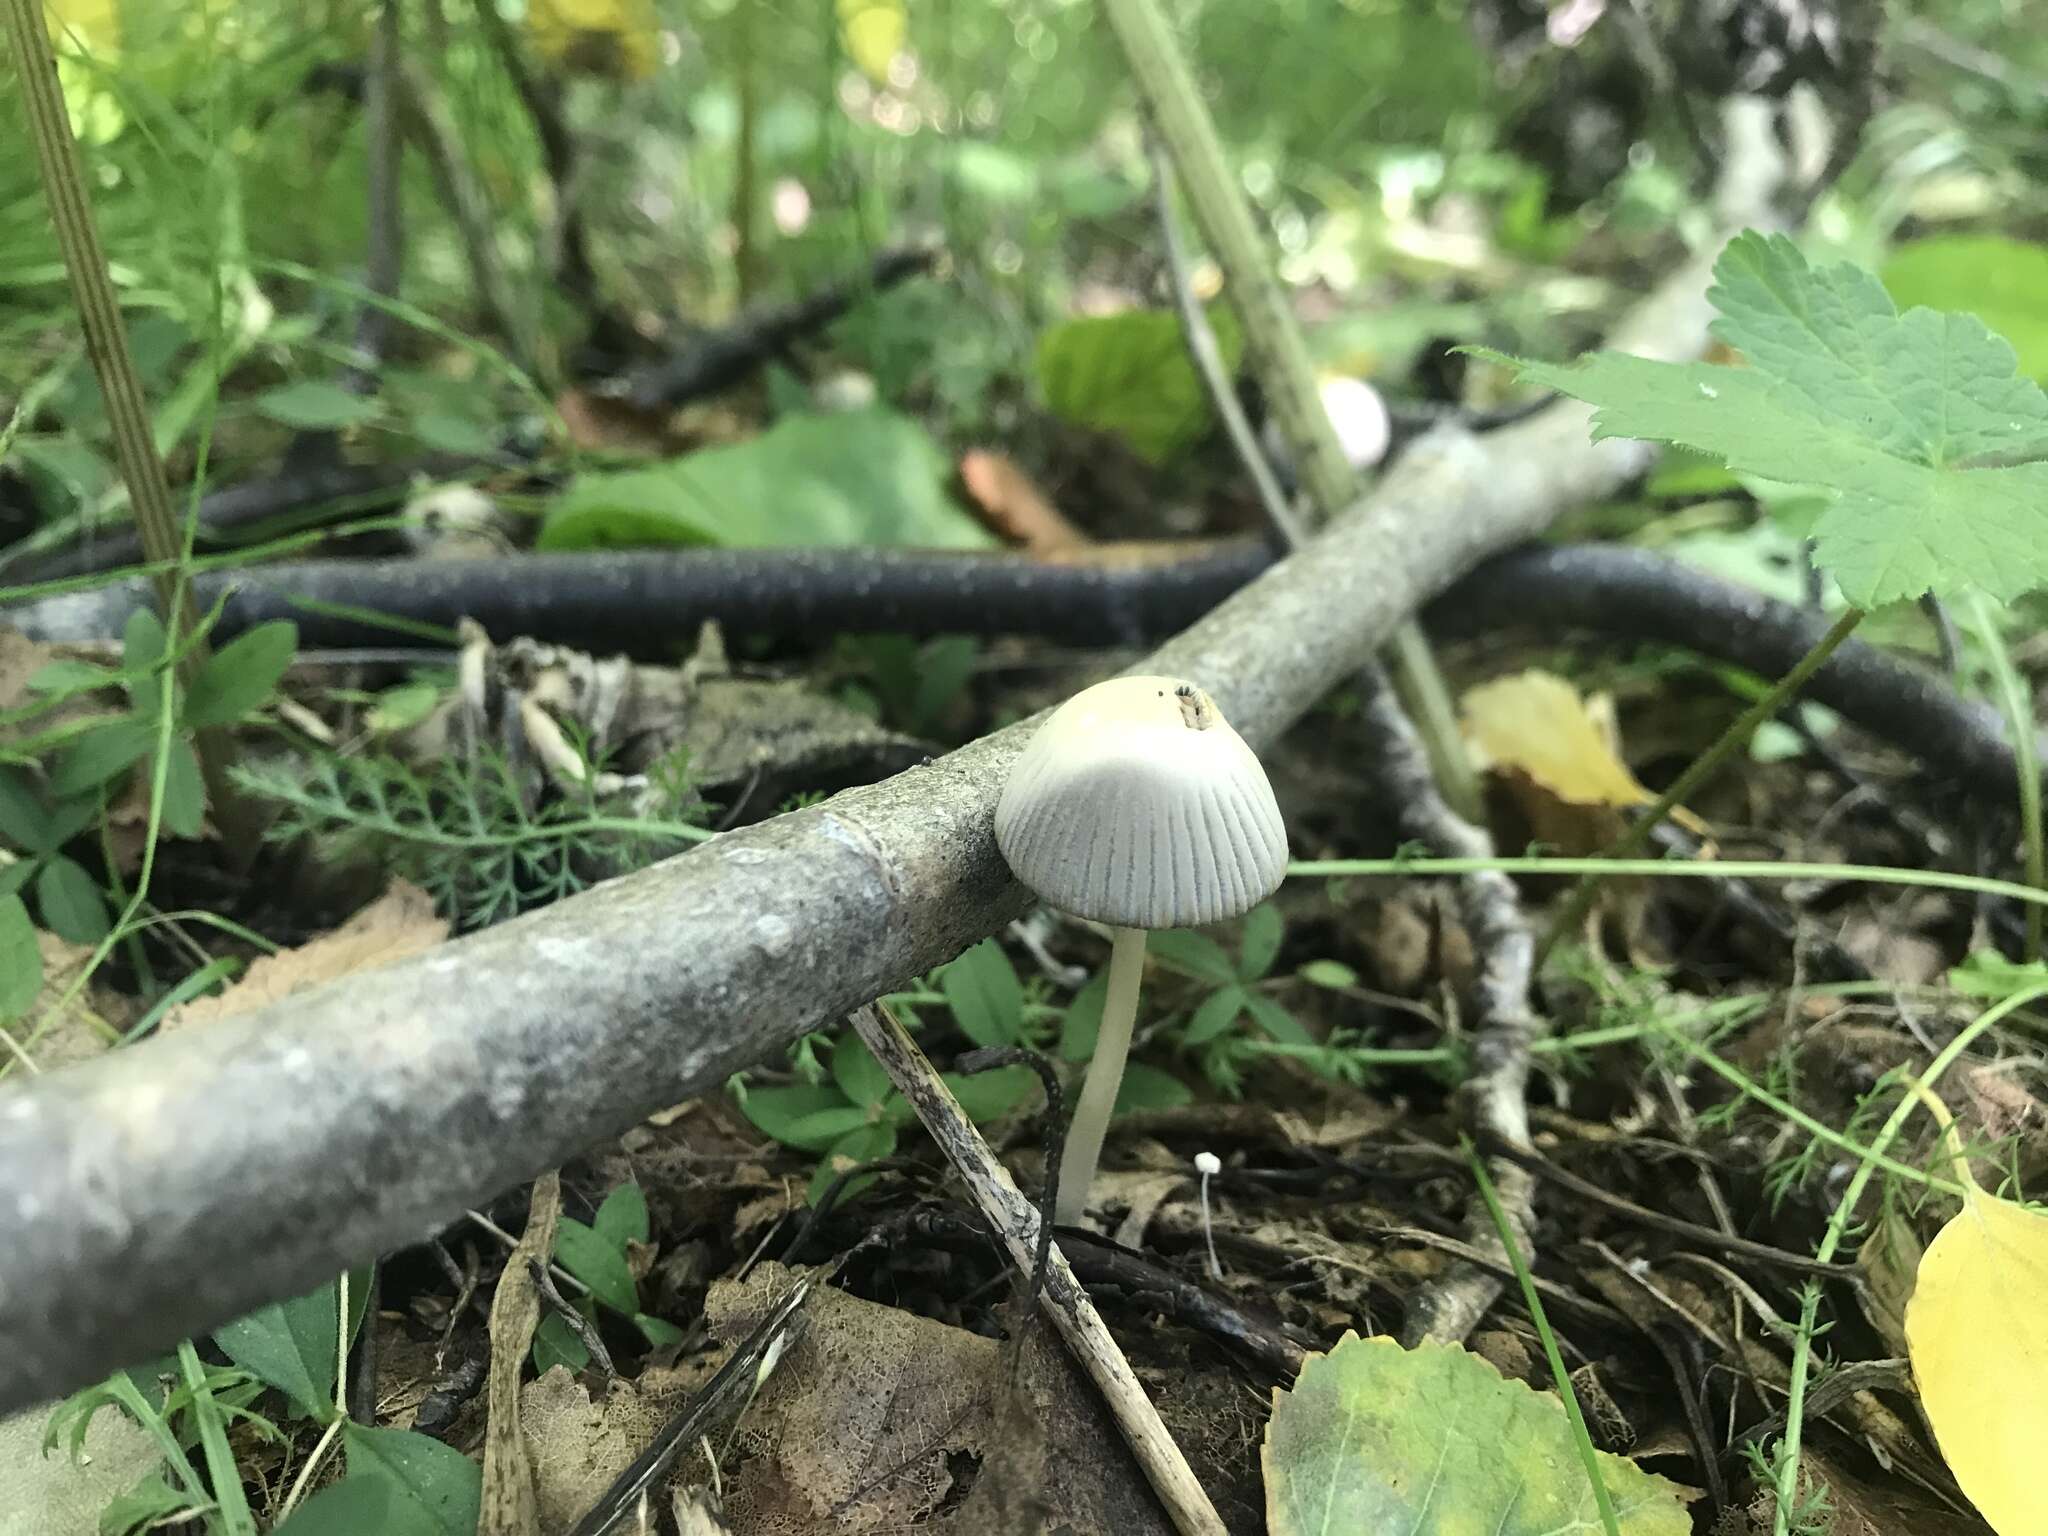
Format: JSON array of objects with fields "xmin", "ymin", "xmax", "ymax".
[{"xmin": 994, "ymin": 676, "xmax": 1287, "ymax": 1222}]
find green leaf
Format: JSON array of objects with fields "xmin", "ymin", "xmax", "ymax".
[
  {"xmin": 1059, "ymin": 971, "xmax": 1108, "ymax": 1064},
  {"xmin": 27, "ymin": 658, "xmax": 115, "ymax": 694},
  {"xmin": 1263, "ymin": 1333, "xmax": 1689, "ymax": 1536},
  {"xmin": 1034, "ymin": 307, "xmax": 1242, "ymax": 463},
  {"xmin": 540, "ymin": 408, "xmax": 992, "ymax": 552},
  {"xmin": 738, "ymin": 1081, "xmax": 869, "ymax": 1151},
  {"xmin": 1147, "ymin": 930, "xmax": 1235, "ymax": 985},
  {"xmin": 99, "ymin": 1471, "xmax": 195, "ymax": 1536},
  {"xmin": 1883, "ymin": 235, "xmax": 2048, "ymax": 381},
  {"xmin": 938, "ymin": 938, "xmax": 1024, "ymax": 1047},
  {"xmin": 0, "ymin": 895, "xmax": 45, "ymax": 1020},
  {"xmin": 342, "ymin": 1423, "xmax": 481, "ymax": 1536},
  {"xmin": 254, "ymin": 381, "xmax": 380, "ymax": 431},
  {"xmin": 1237, "ymin": 903, "xmax": 1284, "ymax": 980},
  {"xmin": 830, "ymin": 1030, "xmax": 892, "ymax": 1108},
  {"xmin": 1948, "ymin": 949, "xmax": 2048, "ymax": 1000},
  {"xmin": 35, "ymin": 856, "xmax": 110, "ymax": 944},
  {"xmin": 0, "ymin": 862, "xmax": 32, "ymax": 900},
  {"xmin": 121, "ymin": 610, "xmax": 166, "ymax": 679},
  {"xmin": 554, "ymin": 1217, "xmax": 638, "ymax": 1315},
  {"xmin": 635, "ymin": 1313, "xmax": 685, "ymax": 1349},
  {"xmin": 213, "ymin": 1279, "xmax": 346, "ymax": 1419},
  {"xmin": 48, "ymin": 719, "xmax": 155, "ymax": 798},
  {"xmin": 182, "ymin": 621, "xmax": 297, "ymax": 728},
  {"xmin": 160, "ymin": 740, "xmax": 206, "ymax": 838},
  {"xmin": 272, "ymin": 1477, "xmax": 392, "ymax": 1536},
  {"xmin": 1492, "ymin": 230, "xmax": 2048, "ymax": 608},
  {"xmin": 1182, "ymin": 985, "xmax": 1248, "ymax": 1045},
  {"xmin": 1244, "ymin": 993, "xmax": 1313, "ymax": 1046},
  {"xmin": 940, "ymin": 1064, "xmax": 1035, "ymax": 1122},
  {"xmin": 808, "ymin": 1122, "xmax": 897, "ymax": 1205},
  {"xmin": 591, "ymin": 1182, "xmax": 650, "ymax": 1248},
  {"xmin": 532, "ymin": 1312, "xmax": 590, "ymax": 1376},
  {"xmin": 1113, "ymin": 1062, "xmax": 1192, "ymax": 1116},
  {"xmin": 0, "ymin": 766, "xmax": 58, "ymax": 851},
  {"xmin": 411, "ymin": 411, "xmax": 501, "ymax": 456},
  {"xmin": 1298, "ymin": 959, "xmax": 1359, "ymax": 989}
]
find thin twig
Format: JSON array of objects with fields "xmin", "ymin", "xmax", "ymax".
[
  {"xmin": 395, "ymin": 55, "xmax": 530, "ymax": 367},
  {"xmin": 953, "ymin": 1045, "xmax": 1065, "ymax": 1318},
  {"xmin": 528, "ymin": 1258, "xmax": 616, "ymax": 1379},
  {"xmin": 849, "ymin": 1003, "xmax": 1226, "ymax": 1536},
  {"xmin": 354, "ymin": 0, "xmax": 403, "ymax": 376}
]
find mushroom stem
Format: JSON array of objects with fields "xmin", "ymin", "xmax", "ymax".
[{"xmin": 1056, "ymin": 924, "xmax": 1149, "ymax": 1223}]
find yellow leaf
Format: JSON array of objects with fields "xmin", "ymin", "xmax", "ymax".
[
  {"xmin": 526, "ymin": 0, "xmax": 660, "ymax": 81},
  {"xmin": 1903, "ymin": 1090, "xmax": 2048, "ymax": 1536},
  {"xmin": 44, "ymin": 0, "xmax": 120, "ymax": 55},
  {"xmin": 837, "ymin": 0, "xmax": 905, "ymax": 82},
  {"xmin": 1462, "ymin": 669, "xmax": 1655, "ymax": 813}
]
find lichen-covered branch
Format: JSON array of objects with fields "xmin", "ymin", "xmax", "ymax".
[{"xmin": 0, "ymin": 255, "xmax": 1717, "ymax": 1414}]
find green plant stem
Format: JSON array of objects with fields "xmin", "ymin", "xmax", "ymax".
[
  {"xmin": 1536, "ymin": 607, "xmax": 1867, "ymax": 964},
  {"xmin": 177, "ymin": 1341, "xmax": 256, "ymax": 1536},
  {"xmin": 1102, "ymin": 0, "xmax": 1479, "ymax": 819},
  {"xmin": 1, "ymin": 0, "xmax": 256, "ymax": 836},
  {"xmin": 1055, "ymin": 924, "xmax": 1147, "ymax": 1223},
  {"xmin": 1290, "ymin": 853, "xmax": 2048, "ymax": 913},
  {"xmin": 1465, "ymin": 1138, "xmax": 1623, "ymax": 1536},
  {"xmin": 1968, "ymin": 593, "xmax": 2043, "ymax": 959},
  {"xmin": 1769, "ymin": 981, "xmax": 2048, "ymax": 1535}
]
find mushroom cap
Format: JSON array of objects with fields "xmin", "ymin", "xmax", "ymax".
[{"xmin": 994, "ymin": 675, "xmax": 1288, "ymax": 929}]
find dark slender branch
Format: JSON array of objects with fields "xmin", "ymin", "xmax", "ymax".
[
  {"xmin": 2, "ymin": 453, "xmax": 500, "ymax": 584},
  {"xmin": 469, "ymin": 0, "xmax": 595, "ymax": 308},
  {"xmin": 353, "ymin": 0, "xmax": 403, "ymax": 376},
  {"xmin": 395, "ymin": 56, "xmax": 528, "ymax": 365},
  {"xmin": 10, "ymin": 540, "xmax": 2034, "ymax": 807},
  {"xmin": 953, "ymin": 1045, "xmax": 1065, "ymax": 1318},
  {"xmin": 612, "ymin": 245, "xmax": 939, "ymax": 411}
]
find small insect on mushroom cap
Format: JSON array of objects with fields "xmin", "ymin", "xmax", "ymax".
[{"xmin": 994, "ymin": 675, "xmax": 1288, "ymax": 930}]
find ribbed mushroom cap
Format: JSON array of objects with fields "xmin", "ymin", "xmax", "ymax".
[{"xmin": 994, "ymin": 675, "xmax": 1288, "ymax": 929}]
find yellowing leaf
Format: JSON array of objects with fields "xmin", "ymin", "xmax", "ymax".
[
  {"xmin": 44, "ymin": 0, "xmax": 120, "ymax": 53},
  {"xmin": 1463, "ymin": 669, "xmax": 1653, "ymax": 813},
  {"xmin": 837, "ymin": 0, "xmax": 905, "ymax": 81},
  {"xmin": 1263, "ymin": 1332, "xmax": 1690, "ymax": 1536},
  {"xmin": 526, "ymin": 0, "xmax": 660, "ymax": 81},
  {"xmin": 1903, "ymin": 1094, "xmax": 2048, "ymax": 1536}
]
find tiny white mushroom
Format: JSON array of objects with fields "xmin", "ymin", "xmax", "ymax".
[
  {"xmin": 1194, "ymin": 1150, "xmax": 1223, "ymax": 1279},
  {"xmin": 994, "ymin": 676, "xmax": 1287, "ymax": 1223}
]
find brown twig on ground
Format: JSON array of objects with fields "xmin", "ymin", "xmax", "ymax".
[
  {"xmin": 905, "ymin": 1206, "xmax": 1309, "ymax": 1380},
  {"xmin": 849, "ymin": 1002, "xmax": 1227, "ymax": 1536},
  {"xmin": 480, "ymin": 1172, "xmax": 560, "ymax": 1536},
  {"xmin": 528, "ymin": 1258, "xmax": 615, "ymax": 1380}
]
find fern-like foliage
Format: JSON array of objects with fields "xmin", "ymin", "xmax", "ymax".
[{"xmin": 233, "ymin": 748, "xmax": 711, "ymax": 929}]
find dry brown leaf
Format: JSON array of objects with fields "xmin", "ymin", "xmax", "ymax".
[
  {"xmin": 957, "ymin": 449, "xmax": 1089, "ymax": 555},
  {"xmin": 520, "ymin": 1360, "xmax": 712, "ymax": 1532},
  {"xmin": 1463, "ymin": 669, "xmax": 1707, "ymax": 852},
  {"xmin": 163, "ymin": 880, "xmax": 447, "ymax": 1033},
  {"xmin": 706, "ymin": 1263, "xmax": 1172, "ymax": 1536}
]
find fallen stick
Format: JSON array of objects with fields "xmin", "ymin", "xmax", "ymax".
[
  {"xmin": 0, "ymin": 256, "xmax": 1717, "ymax": 1414},
  {"xmin": 848, "ymin": 1005, "xmax": 1225, "ymax": 1536}
]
